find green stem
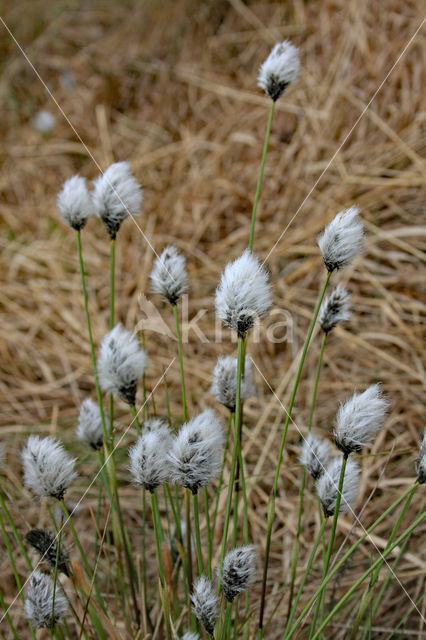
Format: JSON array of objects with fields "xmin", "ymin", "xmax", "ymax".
[
  {"xmin": 310, "ymin": 453, "xmax": 347, "ymax": 638},
  {"xmin": 185, "ymin": 488, "xmax": 193, "ymax": 592},
  {"xmin": 150, "ymin": 491, "xmax": 165, "ymax": 582},
  {"xmin": 108, "ymin": 238, "xmax": 115, "ymax": 443},
  {"xmin": 284, "ymin": 483, "xmax": 419, "ymax": 639},
  {"xmin": 309, "ymin": 506, "xmax": 426, "ymax": 640},
  {"xmin": 286, "ymin": 332, "xmax": 327, "ymax": 624},
  {"xmin": 248, "ymin": 100, "xmax": 275, "ymax": 251},
  {"xmin": 0, "ymin": 490, "xmax": 32, "ymax": 570},
  {"xmin": 192, "ymin": 492, "xmax": 204, "ymax": 575},
  {"xmin": 212, "ymin": 412, "xmax": 233, "ymax": 542},
  {"xmin": 0, "ymin": 588, "xmax": 20, "ymax": 640},
  {"xmin": 173, "ymin": 303, "xmax": 188, "ymax": 422},
  {"xmin": 258, "ymin": 271, "xmax": 332, "ymax": 635},
  {"xmin": 218, "ymin": 337, "xmax": 244, "ymax": 590},
  {"xmin": 284, "ymin": 517, "xmax": 328, "ymax": 636},
  {"xmin": 130, "ymin": 404, "xmax": 141, "ymax": 434},
  {"xmin": 51, "ymin": 512, "xmax": 63, "ymax": 637},
  {"xmin": 204, "ymin": 486, "xmax": 212, "ymax": 579}
]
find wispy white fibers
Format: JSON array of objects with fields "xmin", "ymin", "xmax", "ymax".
[
  {"xmin": 22, "ymin": 435, "xmax": 78, "ymax": 501},
  {"xmin": 191, "ymin": 575, "xmax": 219, "ymax": 635},
  {"xmin": 92, "ymin": 161, "xmax": 143, "ymax": 238},
  {"xmin": 57, "ymin": 175, "xmax": 93, "ymax": 231},
  {"xmin": 76, "ymin": 398, "xmax": 104, "ymax": 450},
  {"xmin": 416, "ymin": 429, "xmax": 426, "ymax": 484},
  {"xmin": 150, "ymin": 245, "xmax": 188, "ymax": 305},
  {"xmin": 210, "ymin": 355, "xmax": 255, "ymax": 412},
  {"xmin": 317, "ymin": 206, "xmax": 364, "ymax": 272},
  {"xmin": 215, "ymin": 250, "xmax": 272, "ymax": 337},
  {"xmin": 169, "ymin": 409, "xmax": 224, "ymax": 494},
  {"xmin": 98, "ymin": 323, "xmax": 147, "ymax": 405},
  {"xmin": 180, "ymin": 634, "xmax": 200, "ymax": 640},
  {"xmin": 257, "ymin": 40, "xmax": 300, "ymax": 101},
  {"xmin": 299, "ymin": 432, "xmax": 331, "ymax": 480},
  {"xmin": 334, "ymin": 384, "xmax": 389, "ymax": 455},
  {"xmin": 24, "ymin": 569, "xmax": 68, "ymax": 629},
  {"xmin": 219, "ymin": 545, "xmax": 257, "ymax": 602},
  {"xmin": 318, "ymin": 284, "xmax": 351, "ymax": 334},
  {"xmin": 316, "ymin": 457, "xmax": 360, "ymax": 517},
  {"xmin": 128, "ymin": 419, "xmax": 172, "ymax": 492}
]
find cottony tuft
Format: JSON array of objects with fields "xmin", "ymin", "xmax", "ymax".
[
  {"xmin": 316, "ymin": 457, "xmax": 360, "ymax": 517},
  {"xmin": 257, "ymin": 40, "xmax": 300, "ymax": 101},
  {"xmin": 150, "ymin": 245, "xmax": 188, "ymax": 305},
  {"xmin": 210, "ymin": 355, "xmax": 255, "ymax": 412},
  {"xmin": 21, "ymin": 435, "xmax": 78, "ymax": 501},
  {"xmin": 219, "ymin": 545, "xmax": 257, "ymax": 602},
  {"xmin": 299, "ymin": 432, "xmax": 331, "ymax": 480},
  {"xmin": 317, "ymin": 206, "xmax": 364, "ymax": 272},
  {"xmin": 76, "ymin": 398, "xmax": 104, "ymax": 450},
  {"xmin": 128, "ymin": 419, "xmax": 172, "ymax": 492},
  {"xmin": 191, "ymin": 575, "xmax": 219, "ymax": 635},
  {"xmin": 24, "ymin": 570, "xmax": 68, "ymax": 629},
  {"xmin": 57, "ymin": 175, "xmax": 93, "ymax": 230},
  {"xmin": 318, "ymin": 284, "xmax": 351, "ymax": 334}
]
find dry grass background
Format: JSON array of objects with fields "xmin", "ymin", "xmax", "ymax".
[{"xmin": 0, "ymin": 0, "xmax": 425, "ymax": 637}]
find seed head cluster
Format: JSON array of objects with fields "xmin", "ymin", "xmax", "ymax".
[
  {"xmin": 334, "ymin": 384, "xmax": 389, "ymax": 455},
  {"xmin": 168, "ymin": 409, "xmax": 224, "ymax": 494},
  {"xmin": 317, "ymin": 206, "xmax": 364, "ymax": 272},
  {"xmin": 215, "ymin": 250, "xmax": 272, "ymax": 337},
  {"xmin": 220, "ymin": 546, "xmax": 257, "ymax": 602},
  {"xmin": 98, "ymin": 323, "xmax": 147, "ymax": 406},
  {"xmin": 318, "ymin": 284, "xmax": 351, "ymax": 334},
  {"xmin": 257, "ymin": 40, "xmax": 300, "ymax": 101},
  {"xmin": 92, "ymin": 161, "xmax": 143, "ymax": 238},
  {"xmin": 299, "ymin": 432, "xmax": 331, "ymax": 480},
  {"xmin": 76, "ymin": 398, "xmax": 104, "ymax": 450},
  {"xmin": 25, "ymin": 529, "xmax": 69, "ymax": 576},
  {"xmin": 21, "ymin": 435, "xmax": 78, "ymax": 501},
  {"xmin": 57, "ymin": 175, "xmax": 93, "ymax": 231},
  {"xmin": 24, "ymin": 570, "xmax": 68, "ymax": 629},
  {"xmin": 210, "ymin": 355, "xmax": 255, "ymax": 412},
  {"xmin": 150, "ymin": 245, "xmax": 188, "ymax": 305},
  {"xmin": 129, "ymin": 419, "xmax": 172, "ymax": 492},
  {"xmin": 191, "ymin": 575, "xmax": 219, "ymax": 635},
  {"xmin": 316, "ymin": 457, "xmax": 360, "ymax": 517}
]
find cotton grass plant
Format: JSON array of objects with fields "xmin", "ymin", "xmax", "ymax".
[{"xmin": 0, "ymin": 35, "xmax": 424, "ymax": 640}]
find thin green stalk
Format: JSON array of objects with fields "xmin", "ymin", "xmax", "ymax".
[
  {"xmin": 0, "ymin": 588, "xmax": 20, "ymax": 640},
  {"xmin": 384, "ymin": 590, "xmax": 426, "ymax": 640},
  {"xmin": 130, "ymin": 404, "xmax": 141, "ymax": 433},
  {"xmin": 284, "ymin": 483, "xmax": 419, "ymax": 639},
  {"xmin": 248, "ymin": 100, "xmax": 275, "ymax": 251},
  {"xmin": 218, "ymin": 337, "xmax": 245, "ymax": 589},
  {"xmin": 185, "ymin": 488, "xmax": 193, "ymax": 592},
  {"xmin": 204, "ymin": 486, "xmax": 212, "ymax": 579},
  {"xmin": 0, "ymin": 490, "xmax": 32, "ymax": 570},
  {"xmin": 212, "ymin": 412, "xmax": 233, "ymax": 539},
  {"xmin": 221, "ymin": 601, "xmax": 234, "ymax": 640},
  {"xmin": 51, "ymin": 512, "xmax": 64, "ymax": 639},
  {"xmin": 286, "ymin": 332, "xmax": 327, "ymax": 623},
  {"xmin": 310, "ymin": 453, "xmax": 348, "ymax": 638},
  {"xmin": 108, "ymin": 238, "xmax": 115, "ymax": 446},
  {"xmin": 284, "ymin": 517, "xmax": 328, "ymax": 636},
  {"xmin": 258, "ymin": 271, "xmax": 332, "ymax": 636},
  {"xmin": 309, "ymin": 507, "xmax": 426, "ymax": 640},
  {"xmin": 354, "ymin": 488, "xmax": 420, "ymax": 639},
  {"xmin": 150, "ymin": 491, "xmax": 165, "ymax": 581},
  {"xmin": 173, "ymin": 303, "xmax": 188, "ymax": 421},
  {"xmin": 192, "ymin": 492, "xmax": 204, "ymax": 575}
]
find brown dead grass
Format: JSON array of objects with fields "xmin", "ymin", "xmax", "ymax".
[{"xmin": 0, "ymin": 0, "xmax": 425, "ymax": 637}]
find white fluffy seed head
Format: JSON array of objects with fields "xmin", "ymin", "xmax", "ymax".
[
  {"xmin": 334, "ymin": 384, "xmax": 389, "ymax": 455},
  {"xmin": 76, "ymin": 398, "xmax": 104, "ymax": 450},
  {"xmin": 98, "ymin": 324, "xmax": 147, "ymax": 406},
  {"xmin": 318, "ymin": 284, "xmax": 351, "ymax": 334},
  {"xmin": 24, "ymin": 569, "xmax": 68, "ymax": 629},
  {"xmin": 257, "ymin": 40, "xmax": 300, "ymax": 101},
  {"xmin": 210, "ymin": 355, "xmax": 255, "ymax": 412},
  {"xmin": 57, "ymin": 175, "xmax": 93, "ymax": 231},
  {"xmin": 150, "ymin": 245, "xmax": 188, "ymax": 305},
  {"xmin": 299, "ymin": 432, "xmax": 331, "ymax": 480},
  {"xmin": 416, "ymin": 429, "xmax": 426, "ymax": 484},
  {"xmin": 128, "ymin": 420, "xmax": 172, "ymax": 492},
  {"xmin": 92, "ymin": 161, "xmax": 143, "ymax": 238},
  {"xmin": 317, "ymin": 206, "xmax": 364, "ymax": 272},
  {"xmin": 220, "ymin": 546, "xmax": 257, "ymax": 602},
  {"xmin": 168, "ymin": 409, "xmax": 224, "ymax": 494},
  {"xmin": 21, "ymin": 436, "xmax": 78, "ymax": 501},
  {"xmin": 215, "ymin": 250, "xmax": 272, "ymax": 337},
  {"xmin": 316, "ymin": 457, "xmax": 360, "ymax": 517},
  {"xmin": 191, "ymin": 575, "xmax": 219, "ymax": 635},
  {"xmin": 180, "ymin": 634, "xmax": 200, "ymax": 640}
]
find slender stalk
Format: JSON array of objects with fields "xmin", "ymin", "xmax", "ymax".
[
  {"xmin": 286, "ymin": 332, "xmax": 327, "ymax": 623},
  {"xmin": 51, "ymin": 512, "xmax": 64, "ymax": 638},
  {"xmin": 212, "ymin": 412, "xmax": 234, "ymax": 539},
  {"xmin": 218, "ymin": 337, "xmax": 245, "ymax": 589},
  {"xmin": 308, "ymin": 507, "xmax": 426, "ymax": 640},
  {"xmin": 310, "ymin": 453, "xmax": 348, "ymax": 638},
  {"xmin": 248, "ymin": 100, "xmax": 275, "ymax": 251},
  {"xmin": 0, "ymin": 588, "xmax": 20, "ymax": 640},
  {"xmin": 284, "ymin": 517, "xmax": 328, "ymax": 636},
  {"xmin": 0, "ymin": 490, "xmax": 33, "ymax": 570},
  {"xmin": 108, "ymin": 238, "xmax": 116, "ymax": 443},
  {"xmin": 284, "ymin": 484, "xmax": 419, "ymax": 639},
  {"xmin": 204, "ymin": 486, "xmax": 212, "ymax": 579},
  {"xmin": 192, "ymin": 492, "xmax": 204, "ymax": 575},
  {"xmin": 258, "ymin": 272, "xmax": 331, "ymax": 636},
  {"xmin": 150, "ymin": 491, "xmax": 165, "ymax": 582},
  {"xmin": 185, "ymin": 488, "xmax": 193, "ymax": 592},
  {"xmin": 173, "ymin": 303, "xmax": 188, "ymax": 421},
  {"xmin": 221, "ymin": 601, "xmax": 234, "ymax": 640},
  {"xmin": 130, "ymin": 404, "xmax": 141, "ymax": 433}
]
